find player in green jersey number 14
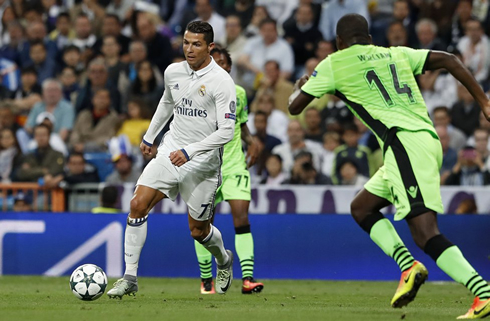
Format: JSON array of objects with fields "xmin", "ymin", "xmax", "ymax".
[{"xmin": 289, "ymin": 14, "xmax": 490, "ymax": 319}]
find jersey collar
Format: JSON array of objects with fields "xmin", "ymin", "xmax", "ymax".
[{"xmin": 185, "ymin": 56, "xmax": 216, "ymax": 78}]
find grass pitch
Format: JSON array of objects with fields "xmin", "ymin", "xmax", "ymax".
[{"xmin": 0, "ymin": 276, "xmax": 474, "ymax": 321}]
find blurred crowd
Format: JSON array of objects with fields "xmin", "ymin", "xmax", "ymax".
[{"xmin": 1, "ymin": 0, "xmax": 490, "ymax": 192}]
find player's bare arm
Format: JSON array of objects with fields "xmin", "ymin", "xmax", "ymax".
[
  {"xmin": 426, "ymin": 51, "xmax": 490, "ymax": 121},
  {"xmin": 288, "ymin": 74, "xmax": 315, "ymax": 115},
  {"xmin": 241, "ymin": 123, "xmax": 259, "ymax": 168}
]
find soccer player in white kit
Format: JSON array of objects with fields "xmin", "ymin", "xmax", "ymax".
[{"xmin": 107, "ymin": 21, "xmax": 236, "ymax": 298}]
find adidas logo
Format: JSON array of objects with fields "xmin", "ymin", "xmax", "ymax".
[{"xmin": 173, "ymin": 84, "xmax": 179, "ymax": 90}]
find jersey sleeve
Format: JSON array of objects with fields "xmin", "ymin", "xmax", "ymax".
[
  {"xmin": 236, "ymin": 86, "xmax": 248, "ymax": 124},
  {"xmin": 142, "ymin": 68, "xmax": 174, "ymax": 145},
  {"xmin": 396, "ymin": 46, "xmax": 431, "ymax": 75},
  {"xmin": 301, "ymin": 57, "xmax": 335, "ymax": 97}
]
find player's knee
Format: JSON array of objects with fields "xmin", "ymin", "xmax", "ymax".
[
  {"xmin": 130, "ymin": 197, "xmax": 149, "ymax": 218},
  {"xmin": 232, "ymin": 213, "xmax": 249, "ymax": 227},
  {"xmin": 190, "ymin": 226, "xmax": 207, "ymax": 242},
  {"xmin": 350, "ymin": 199, "xmax": 367, "ymax": 221}
]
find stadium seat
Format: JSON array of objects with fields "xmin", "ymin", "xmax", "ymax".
[{"xmin": 84, "ymin": 152, "xmax": 114, "ymax": 181}]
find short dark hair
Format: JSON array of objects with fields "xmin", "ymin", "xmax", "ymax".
[
  {"xmin": 339, "ymin": 158, "xmax": 359, "ymax": 171},
  {"xmin": 77, "ymin": 13, "xmax": 90, "ymax": 21},
  {"xmin": 63, "ymin": 45, "xmax": 81, "ymax": 54},
  {"xmin": 259, "ymin": 18, "xmax": 277, "ymax": 29},
  {"xmin": 388, "ymin": 20, "xmax": 405, "ymax": 30},
  {"xmin": 466, "ymin": 18, "xmax": 483, "ymax": 29},
  {"xmin": 265, "ymin": 60, "xmax": 280, "ymax": 70},
  {"xmin": 24, "ymin": 4, "xmax": 42, "ymax": 15},
  {"xmin": 433, "ymin": 106, "xmax": 450, "ymax": 116},
  {"xmin": 294, "ymin": 151, "xmax": 313, "ymax": 161},
  {"xmin": 336, "ymin": 14, "xmax": 370, "ymax": 44},
  {"xmin": 101, "ymin": 186, "xmax": 118, "ymax": 207},
  {"xmin": 268, "ymin": 154, "xmax": 282, "ymax": 163},
  {"xmin": 30, "ymin": 40, "xmax": 46, "ymax": 50},
  {"xmin": 255, "ymin": 110, "xmax": 268, "ymax": 118},
  {"xmin": 69, "ymin": 151, "xmax": 85, "ymax": 161},
  {"xmin": 185, "ymin": 21, "xmax": 214, "ymax": 45},
  {"xmin": 34, "ymin": 123, "xmax": 51, "ymax": 135},
  {"xmin": 104, "ymin": 13, "xmax": 121, "ymax": 25},
  {"xmin": 21, "ymin": 66, "xmax": 38, "ymax": 75},
  {"xmin": 57, "ymin": 12, "xmax": 71, "ymax": 21},
  {"xmin": 342, "ymin": 123, "xmax": 359, "ymax": 134},
  {"xmin": 210, "ymin": 47, "xmax": 232, "ymax": 67}
]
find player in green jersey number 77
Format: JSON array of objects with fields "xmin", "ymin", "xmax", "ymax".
[
  {"xmin": 289, "ymin": 14, "xmax": 490, "ymax": 319},
  {"xmin": 194, "ymin": 47, "xmax": 264, "ymax": 295}
]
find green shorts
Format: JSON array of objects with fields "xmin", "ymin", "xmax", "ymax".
[
  {"xmin": 365, "ymin": 129, "xmax": 444, "ymax": 221},
  {"xmin": 215, "ymin": 169, "xmax": 252, "ymax": 205}
]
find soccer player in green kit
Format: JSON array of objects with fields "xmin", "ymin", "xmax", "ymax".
[
  {"xmin": 289, "ymin": 14, "xmax": 490, "ymax": 319},
  {"xmin": 194, "ymin": 47, "xmax": 264, "ymax": 295}
]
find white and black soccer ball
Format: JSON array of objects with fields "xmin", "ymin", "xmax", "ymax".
[{"xmin": 69, "ymin": 264, "xmax": 108, "ymax": 301}]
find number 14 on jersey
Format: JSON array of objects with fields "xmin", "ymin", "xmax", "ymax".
[{"xmin": 365, "ymin": 63, "xmax": 416, "ymax": 107}]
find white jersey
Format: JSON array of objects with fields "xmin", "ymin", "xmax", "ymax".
[{"xmin": 143, "ymin": 58, "xmax": 236, "ymax": 173}]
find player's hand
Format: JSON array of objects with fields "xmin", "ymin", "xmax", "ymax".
[
  {"xmin": 140, "ymin": 142, "xmax": 153, "ymax": 157},
  {"xmin": 169, "ymin": 150, "xmax": 188, "ymax": 167},
  {"xmin": 294, "ymin": 74, "xmax": 309, "ymax": 91},
  {"xmin": 245, "ymin": 137, "xmax": 260, "ymax": 168}
]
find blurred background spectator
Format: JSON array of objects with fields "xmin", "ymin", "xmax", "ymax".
[
  {"xmin": 261, "ymin": 154, "xmax": 285, "ymax": 185},
  {"xmin": 237, "ymin": 18, "xmax": 294, "ymax": 95},
  {"xmin": 70, "ymin": 88, "xmax": 119, "ymax": 153},
  {"xmin": 432, "ymin": 106, "xmax": 467, "ymax": 151},
  {"xmin": 25, "ymin": 79, "xmax": 74, "ymax": 142},
  {"xmin": 435, "ymin": 125, "xmax": 458, "ymax": 185},
  {"xmin": 250, "ymin": 60, "xmax": 293, "ymax": 115},
  {"xmin": 445, "ymin": 146, "xmax": 490, "ymax": 186},
  {"xmin": 332, "ymin": 123, "xmax": 372, "ymax": 185},
  {"xmin": 0, "ymin": 127, "xmax": 22, "ymax": 183},
  {"xmin": 272, "ymin": 120, "xmax": 322, "ymax": 175},
  {"xmin": 91, "ymin": 185, "xmax": 120, "ymax": 213},
  {"xmin": 27, "ymin": 112, "xmax": 68, "ymax": 156},
  {"xmin": 12, "ymin": 192, "xmax": 33, "ymax": 212},
  {"xmin": 16, "ymin": 124, "xmax": 64, "ymax": 185},
  {"xmin": 248, "ymin": 92, "xmax": 289, "ymax": 141}
]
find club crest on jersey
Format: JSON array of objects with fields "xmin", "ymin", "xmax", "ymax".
[
  {"xmin": 198, "ymin": 85, "xmax": 206, "ymax": 97},
  {"xmin": 229, "ymin": 101, "xmax": 236, "ymax": 113},
  {"xmin": 312, "ymin": 70, "xmax": 317, "ymax": 77}
]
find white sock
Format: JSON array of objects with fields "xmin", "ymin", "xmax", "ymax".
[
  {"xmin": 124, "ymin": 215, "xmax": 148, "ymax": 277},
  {"xmin": 200, "ymin": 225, "xmax": 229, "ymax": 266}
]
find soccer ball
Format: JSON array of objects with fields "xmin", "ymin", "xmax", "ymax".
[{"xmin": 69, "ymin": 264, "xmax": 108, "ymax": 301}]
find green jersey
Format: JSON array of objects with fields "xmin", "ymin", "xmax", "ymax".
[
  {"xmin": 302, "ymin": 45, "xmax": 436, "ymax": 147},
  {"xmin": 221, "ymin": 85, "xmax": 248, "ymax": 175}
]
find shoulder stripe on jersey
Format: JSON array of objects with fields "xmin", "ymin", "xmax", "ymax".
[{"xmin": 334, "ymin": 90, "xmax": 388, "ymax": 141}]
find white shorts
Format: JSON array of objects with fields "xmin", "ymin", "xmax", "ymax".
[{"xmin": 136, "ymin": 149, "xmax": 221, "ymax": 221}]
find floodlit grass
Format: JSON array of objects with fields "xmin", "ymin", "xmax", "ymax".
[{"xmin": 0, "ymin": 276, "xmax": 474, "ymax": 321}]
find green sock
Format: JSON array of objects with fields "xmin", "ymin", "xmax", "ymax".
[
  {"xmin": 436, "ymin": 246, "xmax": 490, "ymax": 299},
  {"xmin": 370, "ymin": 218, "xmax": 415, "ymax": 272},
  {"xmin": 235, "ymin": 232, "xmax": 254, "ymax": 278},
  {"xmin": 194, "ymin": 240, "xmax": 213, "ymax": 279}
]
